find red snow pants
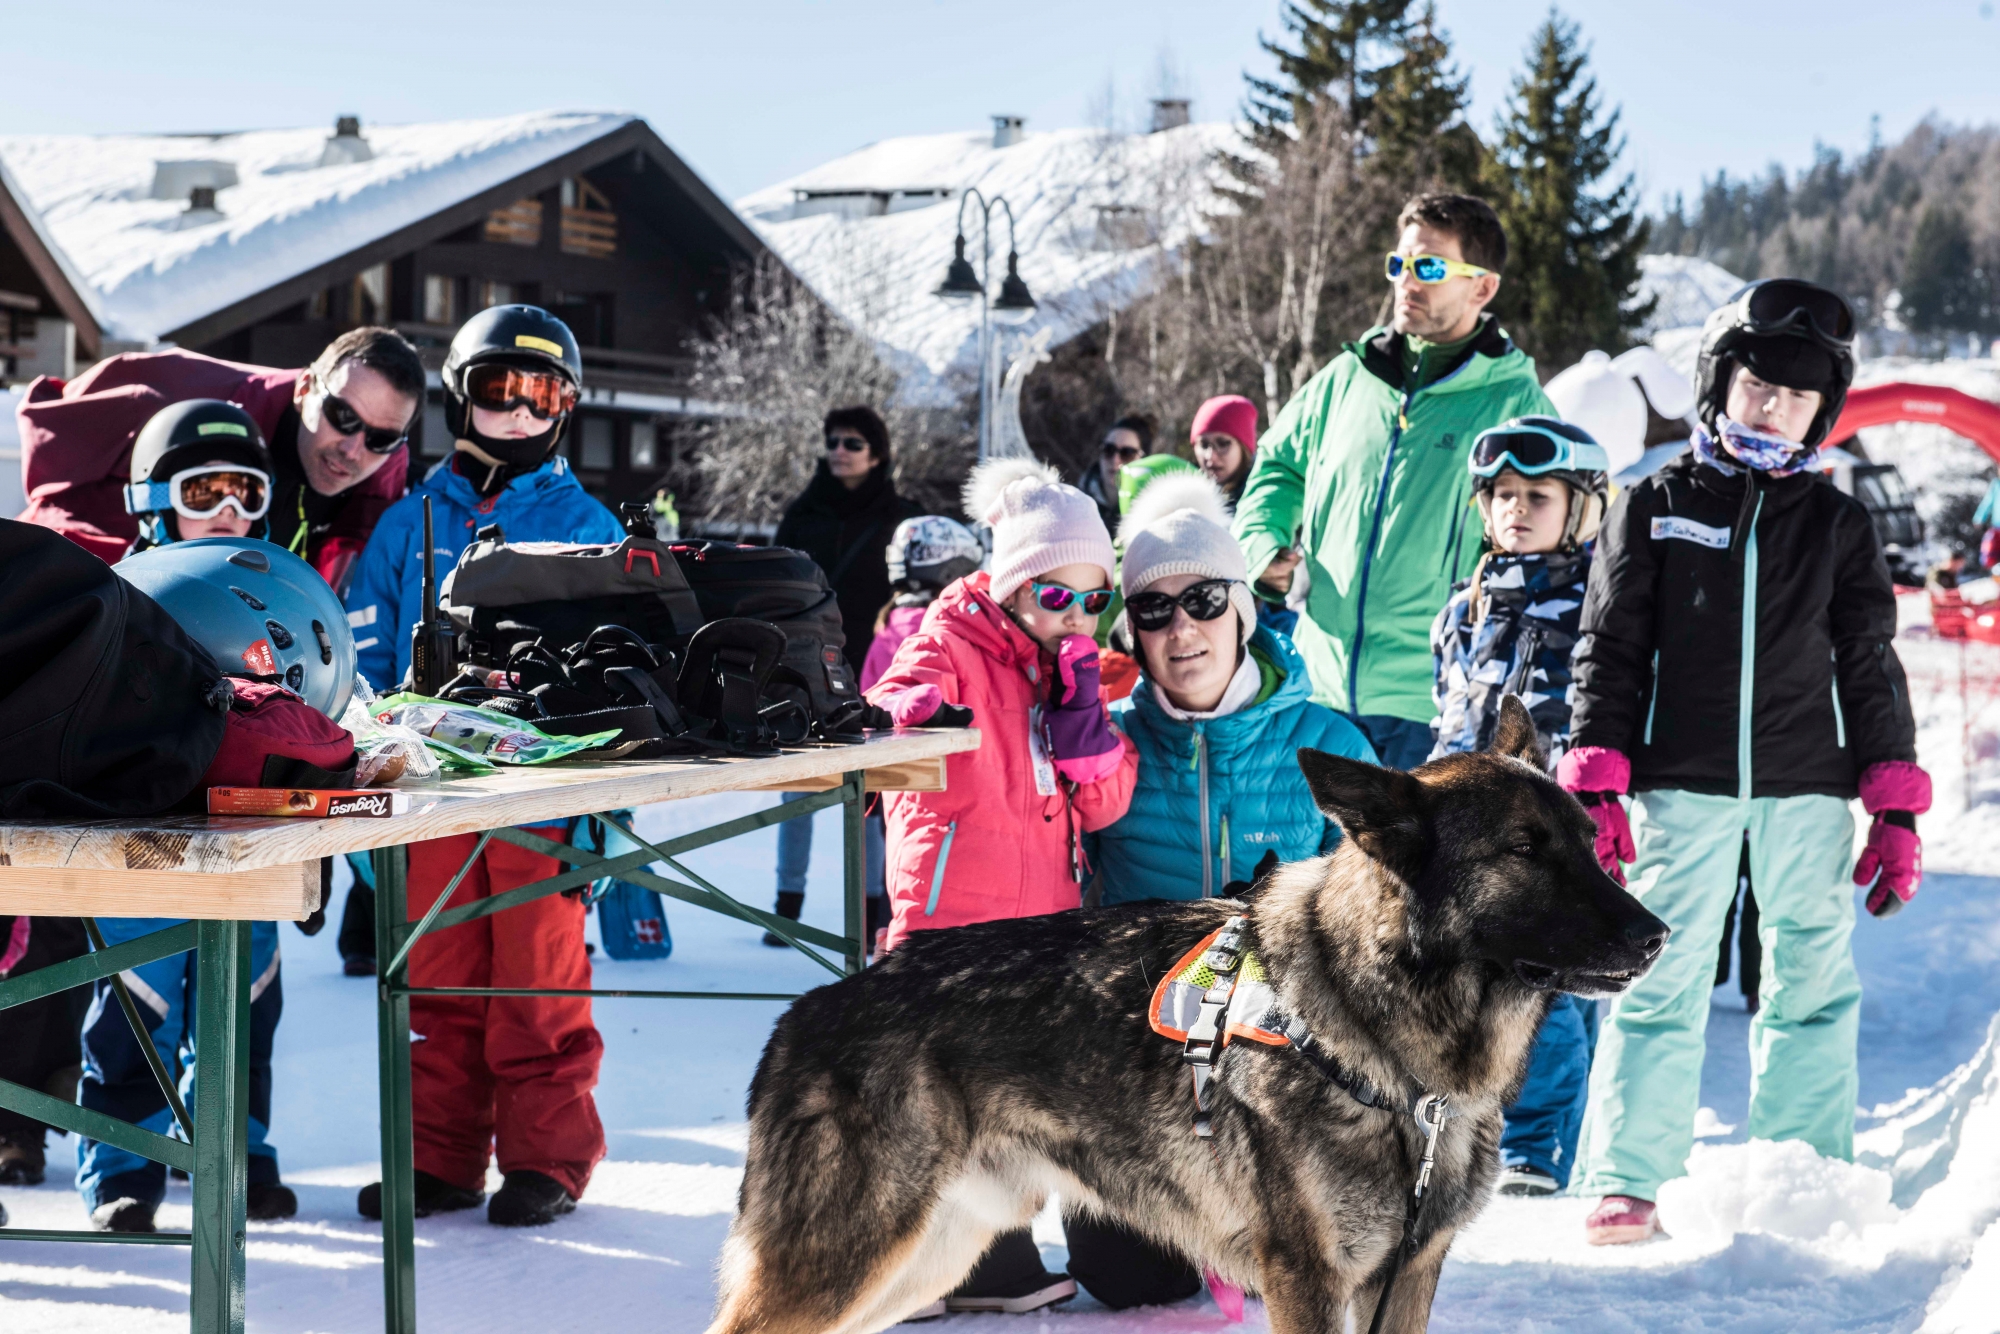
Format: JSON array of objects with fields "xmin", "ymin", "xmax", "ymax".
[{"xmin": 405, "ymin": 831, "xmax": 606, "ymax": 1199}]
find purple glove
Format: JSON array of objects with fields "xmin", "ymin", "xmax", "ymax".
[
  {"xmin": 1855, "ymin": 761, "xmax": 1932, "ymax": 918},
  {"xmin": 1557, "ymin": 746, "xmax": 1635, "ymax": 885},
  {"xmin": 1045, "ymin": 635, "xmax": 1122, "ymax": 783}
]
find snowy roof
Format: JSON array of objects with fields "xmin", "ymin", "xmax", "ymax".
[
  {"xmin": 0, "ymin": 152, "xmax": 105, "ymax": 340},
  {"xmin": 737, "ymin": 122, "xmax": 1242, "ymax": 402},
  {"xmin": 0, "ymin": 112, "xmax": 640, "ymax": 343},
  {"xmin": 1635, "ymin": 253, "xmax": 1745, "ymax": 335}
]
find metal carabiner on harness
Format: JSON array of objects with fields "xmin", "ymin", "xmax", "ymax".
[{"xmin": 1411, "ymin": 1093, "xmax": 1451, "ymax": 1198}]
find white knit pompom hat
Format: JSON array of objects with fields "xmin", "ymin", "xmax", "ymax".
[
  {"xmin": 1117, "ymin": 472, "xmax": 1257, "ymax": 646},
  {"xmin": 963, "ymin": 458, "xmax": 1116, "ymax": 604}
]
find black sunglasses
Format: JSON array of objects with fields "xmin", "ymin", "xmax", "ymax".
[
  {"xmin": 1101, "ymin": 441, "xmax": 1144, "ymax": 462},
  {"xmin": 826, "ymin": 434, "xmax": 871, "ymax": 453},
  {"xmin": 1126, "ymin": 578, "xmax": 1237, "ymax": 632},
  {"xmin": 321, "ymin": 391, "xmax": 409, "ymax": 454}
]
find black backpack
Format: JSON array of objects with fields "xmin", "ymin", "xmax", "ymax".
[{"xmin": 435, "ymin": 523, "xmax": 863, "ymax": 753}]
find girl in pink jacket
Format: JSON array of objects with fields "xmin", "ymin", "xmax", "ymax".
[{"xmin": 866, "ymin": 460, "xmax": 1137, "ymax": 952}]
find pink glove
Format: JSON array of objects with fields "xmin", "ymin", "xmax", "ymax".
[
  {"xmin": 1557, "ymin": 746, "xmax": 1634, "ymax": 885},
  {"xmin": 1045, "ymin": 634, "xmax": 1121, "ymax": 783},
  {"xmin": 875, "ymin": 683, "xmax": 973, "ymax": 729},
  {"xmin": 1855, "ymin": 761, "xmax": 1932, "ymax": 918}
]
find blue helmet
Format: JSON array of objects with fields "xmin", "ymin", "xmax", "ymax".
[{"xmin": 116, "ymin": 538, "xmax": 357, "ymax": 718}]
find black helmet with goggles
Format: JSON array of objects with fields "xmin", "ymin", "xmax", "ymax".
[
  {"xmin": 441, "ymin": 305, "xmax": 585, "ymax": 493},
  {"xmin": 123, "ymin": 399, "xmax": 274, "ymax": 546},
  {"xmin": 1695, "ymin": 279, "xmax": 1856, "ymax": 448}
]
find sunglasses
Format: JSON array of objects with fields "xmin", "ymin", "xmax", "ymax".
[
  {"xmin": 1101, "ymin": 441, "xmax": 1144, "ymax": 462},
  {"xmin": 826, "ymin": 434, "xmax": 871, "ymax": 453},
  {"xmin": 1126, "ymin": 578, "xmax": 1237, "ymax": 632},
  {"xmin": 1027, "ymin": 580, "xmax": 1114, "ymax": 616},
  {"xmin": 124, "ymin": 464, "xmax": 273, "ymax": 522},
  {"xmin": 1469, "ymin": 422, "xmax": 1610, "ymax": 480},
  {"xmin": 464, "ymin": 364, "xmax": 580, "ymax": 421},
  {"xmin": 1384, "ymin": 253, "xmax": 1490, "ymax": 285},
  {"xmin": 319, "ymin": 391, "xmax": 411, "ymax": 454}
]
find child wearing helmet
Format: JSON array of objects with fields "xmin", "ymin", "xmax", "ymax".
[
  {"xmin": 345, "ymin": 306, "xmax": 624, "ymax": 1231},
  {"xmin": 1563, "ymin": 280, "xmax": 1925, "ymax": 1245},
  {"xmin": 1425, "ymin": 414, "xmax": 1609, "ymax": 1201},
  {"xmin": 123, "ymin": 400, "xmax": 275, "ymax": 552}
]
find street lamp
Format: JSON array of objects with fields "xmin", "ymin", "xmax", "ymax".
[{"xmin": 934, "ymin": 189, "xmax": 1036, "ymax": 461}]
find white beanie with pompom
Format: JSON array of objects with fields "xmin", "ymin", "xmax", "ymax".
[
  {"xmin": 1118, "ymin": 472, "xmax": 1257, "ymax": 646},
  {"xmin": 963, "ymin": 458, "xmax": 1116, "ymax": 604}
]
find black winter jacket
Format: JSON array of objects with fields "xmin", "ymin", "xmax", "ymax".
[
  {"xmin": 774, "ymin": 462, "xmax": 916, "ymax": 677},
  {"xmin": 1570, "ymin": 452, "xmax": 1916, "ymax": 799}
]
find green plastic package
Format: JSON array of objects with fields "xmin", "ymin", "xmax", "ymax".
[{"xmin": 371, "ymin": 694, "xmax": 621, "ymax": 771}]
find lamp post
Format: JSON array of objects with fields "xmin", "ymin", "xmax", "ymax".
[{"xmin": 935, "ymin": 188, "xmax": 1036, "ymax": 463}]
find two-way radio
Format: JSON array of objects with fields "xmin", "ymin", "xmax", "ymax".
[{"xmin": 408, "ymin": 495, "xmax": 456, "ymax": 696}]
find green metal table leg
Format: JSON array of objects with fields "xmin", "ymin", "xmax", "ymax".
[
  {"xmin": 843, "ymin": 772, "xmax": 866, "ymax": 975},
  {"xmin": 189, "ymin": 919, "xmax": 250, "ymax": 1334},
  {"xmin": 374, "ymin": 843, "xmax": 417, "ymax": 1334}
]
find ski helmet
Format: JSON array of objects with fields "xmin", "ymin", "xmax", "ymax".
[
  {"xmin": 124, "ymin": 400, "xmax": 274, "ymax": 546},
  {"xmin": 886, "ymin": 515, "xmax": 984, "ymax": 593},
  {"xmin": 1695, "ymin": 279, "xmax": 1856, "ymax": 448},
  {"xmin": 116, "ymin": 538, "xmax": 357, "ymax": 719},
  {"xmin": 1468, "ymin": 416, "xmax": 1610, "ymax": 550},
  {"xmin": 441, "ymin": 305, "xmax": 583, "ymax": 491}
]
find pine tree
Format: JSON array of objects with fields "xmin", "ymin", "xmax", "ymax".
[
  {"xmin": 1902, "ymin": 203, "xmax": 1991, "ymax": 334},
  {"xmin": 1241, "ymin": 0, "xmax": 1410, "ymax": 150},
  {"xmin": 1367, "ymin": 1, "xmax": 1481, "ymax": 193},
  {"xmin": 1482, "ymin": 9, "xmax": 1652, "ymax": 370}
]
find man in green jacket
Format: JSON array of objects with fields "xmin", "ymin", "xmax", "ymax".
[{"xmin": 1233, "ymin": 192, "xmax": 1554, "ymax": 768}]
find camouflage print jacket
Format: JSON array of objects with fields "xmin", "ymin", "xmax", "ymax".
[{"xmin": 1428, "ymin": 549, "xmax": 1590, "ymax": 769}]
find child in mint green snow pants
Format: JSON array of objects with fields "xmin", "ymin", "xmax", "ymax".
[{"xmin": 1561, "ymin": 279, "xmax": 1928, "ymax": 1245}]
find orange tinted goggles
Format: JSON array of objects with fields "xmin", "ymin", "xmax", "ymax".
[{"xmin": 465, "ymin": 364, "xmax": 579, "ymax": 420}]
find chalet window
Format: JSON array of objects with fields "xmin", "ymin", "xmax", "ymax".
[
  {"xmin": 577, "ymin": 415, "xmax": 615, "ymax": 471},
  {"xmin": 423, "ymin": 274, "xmax": 456, "ymax": 326},
  {"xmin": 630, "ymin": 431, "xmax": 657, "ymax": 470},
  {"xmin": 560, "ymin": 177, "xmax": 617, "ymax": 259},
  {"xmin": 422, "ymin": 401, "xmax": 452, "ymax": 458},
  {"xmin": 479, "ymin": 280, "xmax": 515, "ymax": 310},
  {"xmin": 484, "ymin": 198, "xmax": 542, "ymax": 247},
  {"xmin": 352, "ymin": 264, "xmax": 389, "ymax": 325}
]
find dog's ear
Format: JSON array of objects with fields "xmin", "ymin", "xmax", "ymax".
[
  {"xmin": 1297, "ymin": 748, "xmax": 1424, "ymax": 870},
  {"xmin": 1490, "ymin": 695, "xmax": 1546, "ymax": 769}
]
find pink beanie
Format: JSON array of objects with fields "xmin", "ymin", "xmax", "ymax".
[
  {"xmin": 1190, "ymin": 395, "xmax": 1259, "ymax": 455},
  {"xmin": 963, "ymin": 458, "xmax": 1116, "ymax": 604}
]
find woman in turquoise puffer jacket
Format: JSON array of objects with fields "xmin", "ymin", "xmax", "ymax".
[{"xmin": 1092, "ymin": 472, "xmax": 1377, "ymax": 905}]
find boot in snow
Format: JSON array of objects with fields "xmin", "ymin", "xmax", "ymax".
[
  {"xmin": 1584, "ymin": 1195, "xmax": 1660, "ymax": 1245},
  {"xmin": 762, "ymin": 891, "xmax": 805, "ymax": 947},
  {"xmin": 946, "ymin": 1227, "xmax": 1076, "ymax": 1313},
  {"xmin": 247, "ymin": 1183, "xmax": 298, "ymax": 1220},
  {"xmin": 1497, "ymin": 1164, "xmax": 1559, "ymax": 1197},
  {"xmin": 0, "ymin": 1130, "xmax": 46, "ymax": 1185},
  {"xmin": 357, "ymin": 1170, "xmax": 484, "ymax": 1220},
  {"xmin": 487, "ymin": 1170, "xmax": 576, "ymax": 1226},
  {"xmin": 91, "ymin": 1197, "xmax": 157, "ymax": 1233}
]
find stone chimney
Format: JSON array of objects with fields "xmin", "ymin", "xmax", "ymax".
[
  {"xmin": 1150, "ymin": 99, "xmax": 1191, "ymax": 133},
  {"xmin": 992, "ymin": 115, "xmax": 1025, "ymax": 149},
  {"xmin": 319, "ymin": 114, "xmax": 375, "ymax": 167}
]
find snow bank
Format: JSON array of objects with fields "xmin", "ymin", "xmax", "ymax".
[
  {"xmin": 1636, "ymin": 254, "xmax": 1745, "ymax": 335},
  {"xmin": 1657, "ymin": 1138, "xmax": 1899, "ymax": 1242}
]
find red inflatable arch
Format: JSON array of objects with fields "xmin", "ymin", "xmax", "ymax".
[{"xmin": 1830, "ymin": 383, "xmax": 2000, "ymax": 466}]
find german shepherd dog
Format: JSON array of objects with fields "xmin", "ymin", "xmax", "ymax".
[{"xmin": 711, "ymin": 698, "xmax": 1668, "ymax": 1334}]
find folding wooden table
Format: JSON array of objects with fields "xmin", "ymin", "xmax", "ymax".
[{"xmin": 0, "ymin": 728, "xmax": 979, "ymax": 1333}]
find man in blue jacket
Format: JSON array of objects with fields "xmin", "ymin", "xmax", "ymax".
[{"xmin": 345, "ymin": 306, "xmax": 624, "ymax": 1231}]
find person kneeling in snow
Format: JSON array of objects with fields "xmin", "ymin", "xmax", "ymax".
[
  {"xmin": 1429, "ymin": 415, "xmax": 1610, "ymax": 1198},
  {"xmin": 1564, "ymin": 280, "xmax": 1926, "ymax": 1244},
  {"xmin": 347, "ymin": 306, "xmax": 624, "ymax": 1230}
]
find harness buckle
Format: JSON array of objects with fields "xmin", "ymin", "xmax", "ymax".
[{"xmin": 1411, "ymin": 1094, "xmax": 1451, "ymax": 1198}]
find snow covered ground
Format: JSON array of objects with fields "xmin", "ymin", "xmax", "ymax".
[{"xmin": 6, "ymin": 628, "xmax": 2000, "ymax": 1332}]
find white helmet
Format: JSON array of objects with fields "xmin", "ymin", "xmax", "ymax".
[{"xmin": 886, "ymin": 516, "xmax": 984, "ymax": 592}]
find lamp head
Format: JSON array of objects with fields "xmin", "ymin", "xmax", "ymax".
[
  {"xmin": 935, "ymin": 233, "xmax": 984, "ymax": 303},
  {"xmin": 991, "ymin": 251, "xmax": 1036, "ymax": 325}
]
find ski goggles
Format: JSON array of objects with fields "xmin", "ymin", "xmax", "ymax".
[
  {"xmin": 1725, "ymin": 278, "xmax": 1855, "ymax": 348},
  {"xmin": 319, "ymin": 392, "xmax": 410, "ymax": 454},
  {"xmin": 1385, "ymin": 253, "xmax": 1490, "ymax": 285},
  {"xmin": 1027, "ymin": 579, "xmax": 1114, "ymax": 616},
  {"xmin": 124, "ymin": 464, "xmax": 273, "ymax": 521},
  {"xmin": 465, "ymin": 364, "xmax": 580, "ymax": 420},
  {"xmin": 1469, "ymin": 422, "xmax": 1610, "ymax": 480},
  {"xmin": 1126, "ymin": 578, "xmax": 1239, "ymax": 632}
]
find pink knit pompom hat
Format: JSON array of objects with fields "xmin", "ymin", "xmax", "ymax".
[{"xmin": 963, "ymin": 458, "xmax": 1116, "ymax": 604}]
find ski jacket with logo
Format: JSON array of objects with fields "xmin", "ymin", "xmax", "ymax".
[
  {"xmin": 344, "ymin": 456, "xmax": 623, "ymax": 691},
  {"xmin": 1233, "ymin": 318, "xmax": 1554, "ymax": 723},
  {"xmin": 1570, "ymin": 451, "xmax": 1916, "ymax": 798},
  {"xmin": 15, "ymin": 349, "xmax": 406, "ymax": 584},
  {"xmin": 865, "ymin": 572, "xmax": 1137, "ymax": 949},
  {"xmin": 1429, "ymin": 549, "xmax": 1589, "ymax": 766},
  {"xmin": 1093, "ymin": 627, "xmax": 1376, "ymax": 904}
]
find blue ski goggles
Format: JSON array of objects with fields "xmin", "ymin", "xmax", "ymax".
[{"xmin": 1468, "ymin": 420, "xmax": 1609, "ymax": 480}]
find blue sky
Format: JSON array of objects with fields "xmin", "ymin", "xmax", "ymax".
[{"xmin": 4, "ymin": 2, "xmax": 1996, "ymax": 210}]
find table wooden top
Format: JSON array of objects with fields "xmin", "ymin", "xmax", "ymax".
[{"xmin": 0, "ymin": 729, "xmax": 980, "ymax": 877}]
